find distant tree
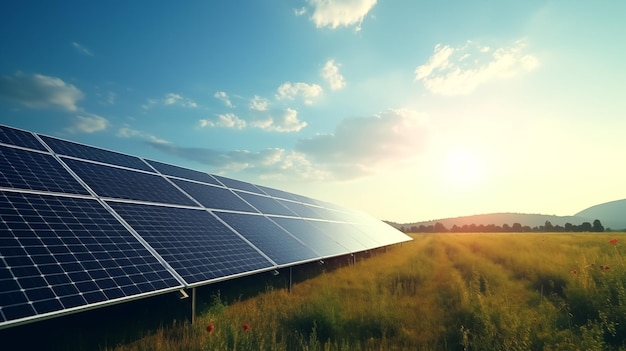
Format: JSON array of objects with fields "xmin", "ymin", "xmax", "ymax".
[
  {"xmin": 592, "ymin": 219, "xmax": 605, "ymax": 232},
  {"xmin": 564, "ymin": 223, "xmax": 574, "ymax": 232},
  {"xmin": 545, "ymin": 220, "xmax": 554, "ymax": 232},
  {"xmin": 512, "ymin": 223, "xmax": 523, "ymax": 232},
  {"xmin": 502, "ymin": 223, "xmax": 511, "ymax": 232},
  {"xmin": 580, "ymin": 222, "xmax": 593, "ymax": 232},
  {"xmin": 434, "ymin": 222, "xmax": 448, "ymax": 233}
]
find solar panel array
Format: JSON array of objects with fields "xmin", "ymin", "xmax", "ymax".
[{"xmin": 0, "ymin": 124, "xmax": 412, "ymax": 329}]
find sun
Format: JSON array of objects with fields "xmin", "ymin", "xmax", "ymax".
[{"xmin": 442, "ymin": 148, "xmax": 486, "ymax": 189}]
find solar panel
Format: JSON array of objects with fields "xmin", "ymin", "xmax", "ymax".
[
  {"xmin": 212, "ymin": 175, "xmax": 263, "ymax": 194},
  {"xmin": 270, "ymin": 217, "xmax": 348, "ymax": 258},
  {"xmin": 62, "ymin": 159, "xmax": 197, "ymax": 206},
  {"xmin": 277, "ymin": 199, "xmax": 324, "ymax": 219},
  {"xmin": 108, "ymin": 202, "xmax": 274, "ymax": 285},
  {"xmin": 214, "ymin": 212, "xmax": 319, "ymax": 265},
  {"xmin": 146, "ymin": 159, "xmax": 220, "ymax": 185},
  {"xmin": 0, "ymin": 191, "xmax": 181, "ymax": 325},
  {"xmin": 171, "ymin": 179, "xmax": 257, "ymax": 213},
  {"xmin": 0, "ymin": 146, "xmax": 89, "ymax": 195},
  {"xmin": 0, "ymin": 123, "xmax": 413, "ymax": 330},
  {"xmin": 39, "ymin": 135, "xmax": 153, "ymax": 172},
  {"xmin": 0, "ymin": 125, "xmax": 47, "ymax": 151},
  {"xmin": 235, "ymin": 191, "xmax": 297, "ymax": 216}
]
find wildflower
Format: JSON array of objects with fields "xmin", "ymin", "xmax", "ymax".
[
  {"xmin": 571, "ymin": 269, "xmax": 577, "ymax": 275},
  {"xmin": 603, "ymin": 265, "xmax": 611, "ymax": 270},
  {"xmin": 609, "ymin": 238, "xmax": 618, "ymax": 245},
  {"xmin": 533, "ymin": 317, "xmax": 538, "ymax": 323},
  {"xmin": 206, "ymin": 324, "xmax": 215, "ymax": 333},
  {"xmin": 243, "ymin": 323, "xmax": 251, "ymax": 332}
]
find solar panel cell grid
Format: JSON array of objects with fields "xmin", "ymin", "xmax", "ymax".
[
  {"xmin": 0, "ymin": 191, "xmax": 181, "ymax": 324},
  {"xmin": 63, "ymin": 158, "xmax": 197, "ymax": 206},
  {"xmin": 39, "ymin": 135, "xmax": 153, "ymax": 172},
  {"xmin": 172, "ymin": 179, "xmax": 257, "ymax": 213},
  {"xmin": 0, "ymin": 126, "xmax": 47, "ymax": 151},
  {"xmin": 235, "ymin": 192, "xmax": 296, "ymax": 216},
  {"xmin": 0, "ymin": 146, "xmax": 89, "ymax": 195},
  {"xmin": 215, "ymin": 212, "xmax": 319, "ymax": 265},
  {"xmin": 270, "ymin": 217, "xmax": 348, "ymax": 258},
  {"xmin": 108, "ymin": 202, "xmax": 274, "ymax": 284},
  {"xmin": 146, "ymin": 160, "xmax": 220, "ymax": 185},
  {"xmin": 212, "ymin": 175, "xmax": 263, "ymax": 194}
]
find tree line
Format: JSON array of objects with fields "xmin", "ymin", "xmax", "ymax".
[{"xmin": 401, "ymin": 219, "xmax": 607, "ymax": 233}]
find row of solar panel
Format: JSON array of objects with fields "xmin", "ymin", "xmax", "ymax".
[
  {"xmin": 0, "ymin": 124, "xmax": 411, "ymax": 328},
  {"xmin": 0, "ymin": 125, "xmax": 335, "ymax": 208}
]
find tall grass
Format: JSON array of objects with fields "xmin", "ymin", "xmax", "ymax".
[{"xmin": 105, "ymin": 233, "xmax": 626, "ymax": 351}]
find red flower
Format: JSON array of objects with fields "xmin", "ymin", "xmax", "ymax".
[
  {"xmin": 206, "ymin": 324, "xmax": 215, "ymax": 333},
  {"xmin": 243, "ymin": 323, "xmax": 251, "ymax": 332},
  {"xmin": 609, "ymin": 238, "xmax": 618, "ymax": 245},
  {"xmin": 603, "ymin": 265, "xmax": 611, "ymax": 270},
  {"xmin": 571, "ymin": 269, "xmax": 577, "ymax": 275}
]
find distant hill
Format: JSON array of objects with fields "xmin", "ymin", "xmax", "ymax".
[
  {"xmin": 393, "ymin": 198, "xmax": 626, "ymax": 231},
  {"xmin": 396, "ymin": 213, "xmax": 588, "ymax": 231},
  {"xmin": 575, "ymin": 199, "xmax": 626, "ymax": 231}
]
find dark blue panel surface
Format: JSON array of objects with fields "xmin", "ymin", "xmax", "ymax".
[
  {"xmin": 0, "ymin": 146, "xmax": 89, "ymax": 195},
  {"xmin": 108, "ymin": 202, "xmax": 274, "ymax": 284},
  {"xmin": 0, "ymin": 191, "xmax": 180, "ymax": 326},
  {"xmin": 311, "ymin": 221, "xmax": 377, "ymax": 251},
  {"xmin": 270, "ymin": 217, "xmax": 348, "ymax": 258},
  {"xmin": 213, "ymin": 175, "xmax": 263, "ymax": 194},
  {"xmin": 255, "ymin": 185, "xmax": 299, "ymax": 201},
  {"xmin": 215, "ymin": 212, "xmax": 319, "ymax": 265},
  {"xmin": 236, "ymin": 192, "xmax": 296, "ymax": 216},
  {"xmin": 40, "ymin": 136, "xmax": 153, "ymax": 172},
  {"xmin": 172, "ymin": 179, "xmax": 257, "ymax": 213},
  {"xmin": 146, "ymin": 159, "xmax": 220, "ymax": 185},
  {"xmin": 0, "ymin": 126, "xmax": 46, "ymax": 151},
  {"xmin": 277, "ymin": 200, "xmax": 323, "ymax": 219},
  {"xmin": 63, "ymin": 159, "xmax": 196, "ymax": 206}
]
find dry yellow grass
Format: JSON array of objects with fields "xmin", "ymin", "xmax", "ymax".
[{"xmin": 106, "ymin": 233, "xmax": 626, "ymax": 351}]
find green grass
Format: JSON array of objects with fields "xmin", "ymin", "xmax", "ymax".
[{"xmin": 105, "ymin": 233, "xmax": 626, "ymax": 351}]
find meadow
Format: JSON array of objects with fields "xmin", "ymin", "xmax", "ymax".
[{"xmin": 105, "ymin": 233, "xmax": 626, "ymax": 351}]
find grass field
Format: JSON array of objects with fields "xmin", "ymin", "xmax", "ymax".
[{"xmin": 105, "ymin": 233, "xmax": 626, "ymax": 351}]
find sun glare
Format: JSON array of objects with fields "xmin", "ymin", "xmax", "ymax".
[{"xmin": 443, "ymin": 148, "xmax": 485, "ymax": 189}]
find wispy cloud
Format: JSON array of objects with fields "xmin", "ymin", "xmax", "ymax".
[
  {"xmin": 295, "ymin": 108, "xmax": 429, "ymax": 179},
  {"xmin": 275, "ymin": 82, "xmax": 323, "ymax": 105},
  {"xmin": 149, "ymin": 142, "xmax": 328, "ymax": 181},
  {"xmin": 66, "ymin": 114, "xmax": 109, "ymax": 133},
  {"xmin": 71, "ymin": 41, "xmax": 94, "ymax": 56},
  {"xmin": 306, "ymin": 0, "xmax": 377, "ymax": 32},
  {"xmin": 321, "ymin": 59, "xmax": 346, "ymax": 90},
  {"xmin": 294, "ymin": 7, "xmax": 307, "ymax": 16},
  {"xmin": 144, "ymin": 93, "xmax": 197, "ymax": 109},
  {"xmin": 214, "ymin": 91, "xmax": 234, "ymax": 107},
  {"xmin": 0, "ymin": 72, "xmax": 84, "ymax": 111},
  {"xmin": 117, "ymin": 126, "xmax": 170, "ymax": 144},
  {"xmin": 415, "ymin": 39, "xmax": 539, "ymax": 96},
  {"xmin": 199, "ymin": 108, "xmax": 307, "ymax": 133}
]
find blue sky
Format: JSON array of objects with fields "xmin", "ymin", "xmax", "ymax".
[{"xmin": 1, "ymin": 1, "xmax": 625, "ymax": 223}]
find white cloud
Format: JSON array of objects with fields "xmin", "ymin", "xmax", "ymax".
[
  {"xmin": 276, "ymin": 82, "xmax": 323, "ymax": 105},
  {"xmin": 0, "ymin": 72, "xmax": 84, "ymax": 111},
  {"xmin": 249, "ymin": 95, "xmax": 269, "ymax": 111},
  {"xmin": 294, "ymin": 7, "xmax": 307, "ymax": 16},
  {"xmin": 415, "ymin": 39, "xmax": 539, "ymax": 96},
  {"xmin": 295, "ymin": 108, "xmax": 429, "ymax": 178},
  {"xmin": 71, "ymin": 42, "xmax": 94, "ymax": 56},
  {"xmin": 200, "ymin": 113, "xmax": 247, "ymax": 129},
  {"xmin": 307, "ymin": 0, "xmax": 377, "ymax": 31},
  {"xmin": 164, "ymin": 93, "xmax": 197, "ymax": 108},
  {"xmin": 67, "ymin": 115, "xmax": 109, "ymax": 133},
  {"xmin": 117, "ymin": 126, "xmax": 170, "ymax": 144},
  {"xmin": 200, "ymin": 108, "xmax": 307, "ymax": 133},
  {"xmin": 251, "ymin": 108, "xmax": 307, "ymax": 132},
  {"xmin": 214, "ymin": 91, "xmax": 234, "ymax": 107},
  {"xmin": 321, "ymin": 59, "xmax": 346, "ymax": 90}
]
